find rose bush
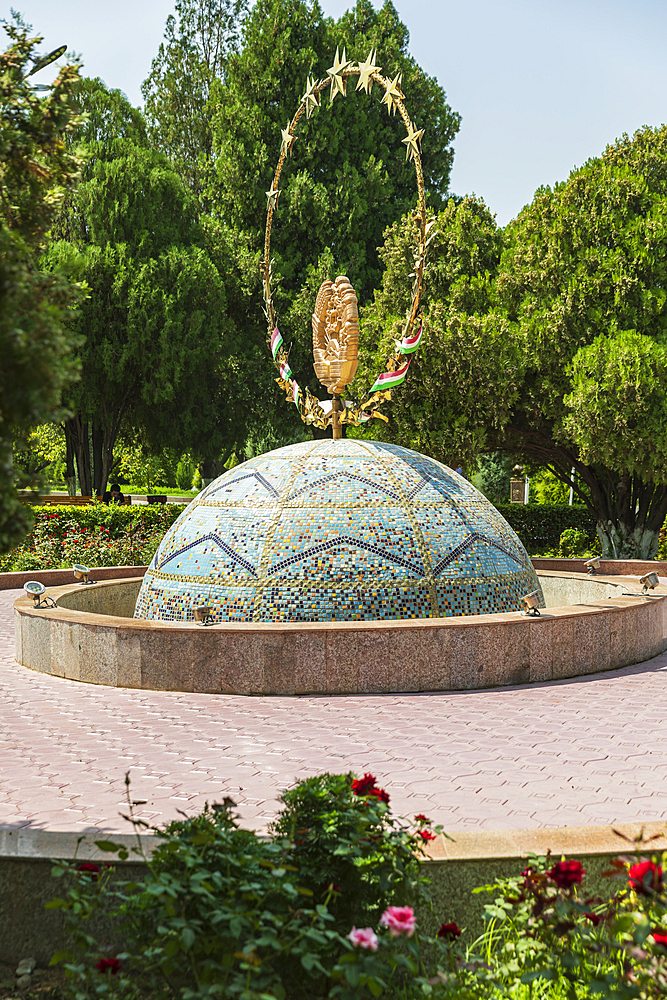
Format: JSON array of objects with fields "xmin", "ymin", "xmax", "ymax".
[
  {"xmin": 49, "ymin": 772, "xmax": 467, "ymax": 1000},
  {"xmin": 476, "ymin": 838, "xmax": 667, "ymax": 1000},
  {"xmin": 0, "ymin": 503, "xmax": 181, "ymax": 571}
]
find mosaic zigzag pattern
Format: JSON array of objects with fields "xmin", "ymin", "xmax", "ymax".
[{"xmin": 135, "ymin": 439, "xmax": 543, "ymax": 623}]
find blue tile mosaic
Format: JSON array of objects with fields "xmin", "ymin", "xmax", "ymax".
[{"xmin": 134, "ymin": 440, "xmax": 544, "ymax": 623}]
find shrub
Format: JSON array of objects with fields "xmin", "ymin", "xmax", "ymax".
[
  {"xmin": 496, "ymin": 503, "xmax": 598, "ymax": 554},
  {"xmin": 0, "ymin": 503, "xmax": 182, "ymax": 571},
  {"xmin": 557, "ymin": 528, "xmax": 590, "ymax": 558},
  {"xmin": 270, "ymin": 772, "xmax": 431, "ymax": 933},
  {"xmin": 48, "ymin": 774, "xmax": 467, "ymax": 1000},
  {"xmin": 475, "ymin": 837, "xmax": 667, "ymax": 1000}
]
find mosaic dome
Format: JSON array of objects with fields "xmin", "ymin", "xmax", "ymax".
[{"xmin": 134, "ymin": 439, "xmax": 543, "ymax": 623}]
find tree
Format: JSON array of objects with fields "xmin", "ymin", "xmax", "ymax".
[
  {"xmin": 141, "ymin": 0, "xmax": 248, "ymax": 206},
  {"xmin": 356, "ymin": 194, "xmax": 513, "ymax": 466},
  {"xmin": 358, "ymin": 129, "xmax": 667, "ymax": 559},
  {"xmin": 50, "ymin": 78, "xmax": 272, "ymax": 496},
  {"xmin": 47, "ymin": 140, "xmax": 229, "ymax": 496},
  {"xmin": 0, "ymin": 20, "xmax": 83, "ymax": 551},
  {"xmin": 208, "ymin": 0, "xmax": 460, "ymax": 401}
]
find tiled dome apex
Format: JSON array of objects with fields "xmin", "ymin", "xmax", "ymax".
[{"xmin": 134, "ymin": 439, "xmax": 543, "ymax": 623}]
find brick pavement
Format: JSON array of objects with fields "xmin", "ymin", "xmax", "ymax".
[{"xmin": 1, "ymin": 589, "xmax": 667, "ymax": 835}]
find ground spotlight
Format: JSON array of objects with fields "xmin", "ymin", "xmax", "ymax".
[
  {"xmin": 520, "ymin": 591, "xmax": 541, "ymax": 616},
  {"xmin": 73, "ymin": 564, "xmax": 94, "ymax": 585},
  {"xmin": 194, "ymin": 605, "xmax": 215, "ymax": 626},
  {"xmin": 640, "ymin": 572, "xmax": 660, "ymax": 594},
  {"xmin": 23, "ymin": 581, "xmax": 56, "ymax": 609},
  {"xmin": 584, "ymin": 556, "xmax": 601, "ymax": 575}
]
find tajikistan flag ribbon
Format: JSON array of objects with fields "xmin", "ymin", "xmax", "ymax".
[
  {"xmin": 400, "ymin": 323, "xmax": 423, "ymax": 354},
  {"xmin": 270, "ymin": 327, "xmax": 283, "ymax": 359},
  {"xmin": 292, "ymin": 381, "xmax": 300, "ymax": 405},
  {"xmin": 279, "ymin": 361, "xmax": 292, "ymax": 381},
  {"xmin": 369, "ymin": 358, "xmax": 411, "ymax": 394}
]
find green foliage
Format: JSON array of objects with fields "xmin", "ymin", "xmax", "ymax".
[
  {"xmin": 0, "ymin": 21, "xmax": 84, "ymax": 552},
  {"xmin": 557, "ymin": 528, "xmax": 590, "ymax": 558},
  {"xmin": 496, "ymin": 504, "xmax": 597, "ymax": 556},
  {"xmin": 360, "ymin": 127, "xmax": 667, "ymax": 557},
  {"xmin": 52, "ymin": 77, "xmax": 273, "ymax": 494},
  {"xmin": 475, "ymin": 839, "xmax": 667, "ymax": 1000},
  {"xmin": 271, "ymin": 773, "xmax": 431, "ymax": 934},
  {"xmin": 471, "ymin": 453, "xmax": 514, "ymax": 505},
  {"xmin": 49, "ymin": 773, "xmax": 465, "ymax": 1000},
  {"xmin": 208, "ymin": 0, "xmax": 460, "ymax": 401},
  {"xmin": 142, "ymin": 0, "xmax": 248, "ymax": 205},
  {"xmin": 0, "ymin": 503, "xmax": 181, "ymax": 571},
  {"xmin": 175, "ymin": 454, "xmax": 196, "ymax": 490},
  {"xmin": 357, "ymin": 196, "xmax": 510, "ymax": 466}
]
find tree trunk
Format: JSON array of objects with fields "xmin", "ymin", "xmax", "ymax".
[
  {"xmin": 64, "ymin": 417, "xmax": 92, "ymax": 497},
  {"xmin": 199, "ymin": 457, "xmax": 228, "ymax": 487},
  {"xmin": 582, "ymin": 471, "xmax": 667, "ymax": 559},
  {"xmin": 64, "ymin": 425, "xmax": 76, "ymax": 496},
  {"xmin": 92, "ymin": 424, "xmax": 103, "ymax": 498}
]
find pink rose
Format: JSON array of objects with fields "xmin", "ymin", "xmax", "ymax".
[
  {"xmin": 380, "ymin": 905, "xmax": 416, "ymax": 938},
  {"xmin": 347, "ymin": 926, "xmax": 378, "ymax": 951}
]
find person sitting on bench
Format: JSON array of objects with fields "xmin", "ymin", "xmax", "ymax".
[{"xmin": 103, "ymin": 483, "xmax": 126, "ymax": 504}]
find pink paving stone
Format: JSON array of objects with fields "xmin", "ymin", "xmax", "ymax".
[{"xmin": 2, "ymin": 589, "xmax": 667, "ymax": 833}]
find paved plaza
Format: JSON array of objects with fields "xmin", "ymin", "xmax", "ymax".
[{"xmin": 1, "ymin": 588, "xmax": 667, "ymax": 835}]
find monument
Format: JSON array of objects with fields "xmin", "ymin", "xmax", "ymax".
[{"xmin": 134, "ymin": 48, "xmax": 543, "ymax": 625}]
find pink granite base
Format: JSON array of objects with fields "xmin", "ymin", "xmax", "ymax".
[
  {"xmin": 0, "ymin": 566, "xmax": 148, "ymax": 591},
  {"xmin": 13, "ymin": 573, "xmax": 667, "ymax": 695},
  {"xmin": 532, "ymin": 558, "xmax": 667, "ymax": 576}
]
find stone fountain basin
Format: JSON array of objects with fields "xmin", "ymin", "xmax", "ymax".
[{"xmin": 13, "ymin": 571, "xmax": 667, "ymax": 695}]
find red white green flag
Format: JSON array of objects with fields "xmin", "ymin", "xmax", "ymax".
[
  {"xmin": 369, "ymin": 358, "xmax": 411, "ymax": 393},
  {"xmin": 400, "ymin": 323, "xmax": 423, "ymax": 354},
  {"xmin": 279, "ymin": 361, "xmax": 292, "ymax": 381},
  {"xmin": 270, "ymin": 327, "xmax": 283, "ymax": 359}
]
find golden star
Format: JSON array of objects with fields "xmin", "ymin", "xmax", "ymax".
[
  {"xmin": 266, "ymin": 185, "xmax": 280, "ymax": 211},
  {"xmin": 356, "ymin": 49, "xmax": 380, "ymax": 95},
  {"xmin": 402, "ymin": 122, "xmax": 424, "ymax": 162},
  {"xmin": 381, "ymin": 73, "xmax": 404, "ymax": 115},
  {"xmin": 302, "ymin": 75, "xmax": 320, "ymax": 119},
  {"xmin": 327, "ymin": 46, "xmax": 351, "ymax": 102},
  {"xmin": 280, "ymin": 122, "xmax": 296, "ymax": 157}
]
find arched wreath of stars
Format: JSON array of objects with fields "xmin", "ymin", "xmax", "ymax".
[{"xmin": 260, "ymin": 47, "xmax": 437, "ymax": 431}]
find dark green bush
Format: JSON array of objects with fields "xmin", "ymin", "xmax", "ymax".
[
  {"xmin": 270, "ymin": 772, "xmax": 430, "ymax": 933},
  {"xmin": 0, "ymin": 503, "xmax": 182, "ymax": 571},
  {"xmin": 496, "ymin": 503, "xmax": 598, "ymax": 554},
  {"xmin": 49, "ymin": 774, "xmax": 456, "ymax": 1000}
]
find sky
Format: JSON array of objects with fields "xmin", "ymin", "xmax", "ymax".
[{"xmin": 10, "ymin": 0, "xmax": 667, "ymax": 225}]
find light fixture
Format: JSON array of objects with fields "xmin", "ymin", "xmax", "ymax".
[
  {"xmin": 73, "ymin": 564, "xmax": 94, "ymax": 585},
  {"xmin": 194, "ymin": 605, "xmax": 215, "ymax": 626},
  {"xmin": 584, "ymin": 556, "xmax": 601, "ymax": 575},
  {"xmin": 23, "ymin": 581, "xmax": 56, "ymax": 609},
  {"xmin": 640, "ymin": 572, "xmax": 660, "ymax": 594},
  {"xmin": 520, "ymin": 591, "xmax": 541, "ymax": 616}
]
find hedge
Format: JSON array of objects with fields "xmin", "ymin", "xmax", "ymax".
[
  {"xmin": 2, "ymin": 500, "xmax": 599, "ymax": 569},
  {"xmin": 0, "ymin": 503, "xmax": 185, "ymax": 572},
  {"xmin": 496, "ymin": 503, "xmax": 597, "ymax": 554}
]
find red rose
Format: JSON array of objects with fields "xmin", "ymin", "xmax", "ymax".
[
  {"xmin": 351, "ymin": 773, "xmax": 377, "ymax": 796},
  {"xmin": 652, "ymin": 930, "xmax": 667, "ymax": 948},
  {"xmin": 414, "ymin": 814, "xmax": 431, "ymax": 823},
  {"xmin": 438, "ymin": 922, "xmax": 461, "ymax": 940},
  {"xmin": 547, "ymin": 860, "xmax": 585, "ymax": 889},
  {"xmin": 417, "ymin": 829, "xmax": 436, "ymax": 842},
  {"xmin": 584, "ymin": 911, "xmax": 601, "ymax": 926},
  {"xmin": 370, "ymin": 786, "xmax": 389, "ymax": 805},
  {"xmin": 95, "ymin": 958, "xmax": 121, "ymax": 975},
  {"xmin": 76, "ymin": 862, "xmax": 101, "ymax": 879},
  {"xmin": 629, "ymin": 860, "xmax": 663, "ymax": 895}
]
